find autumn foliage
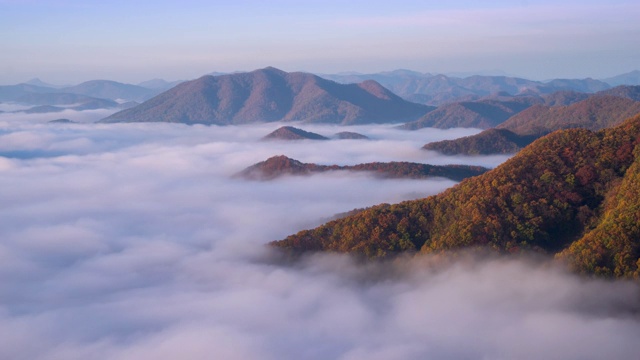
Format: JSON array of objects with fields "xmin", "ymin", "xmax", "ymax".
[{"xmin": 272, "ymin": 114, "xmax": 640, "ymax": 278}]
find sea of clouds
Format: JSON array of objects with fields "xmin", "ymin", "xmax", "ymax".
[{"xmin": 0, "ymin": 110, "xmax": 639, "ymax": 360}]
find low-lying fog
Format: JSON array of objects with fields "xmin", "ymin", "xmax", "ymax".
[{"xmin": 1, "ymin": 110, "xmax": 639, "ymax": 360}]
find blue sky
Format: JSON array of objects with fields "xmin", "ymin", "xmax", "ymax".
[{"xmin": 1, "ymin": 0, "xmax": 639, "ymax": 84}]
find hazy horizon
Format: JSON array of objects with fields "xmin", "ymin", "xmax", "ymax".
[
  {"xmin": 2, "ymin": 0, "xmax": 639, "ymax": 85},
  {"xmin": 4, "ymin": 66, "xmax": 638, "ymax": 88},
  {"xmin": 3, "ymin": 1, "xmax": 640, "ymax": 358}
]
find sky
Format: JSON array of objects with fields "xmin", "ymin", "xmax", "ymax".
[
  {"xmin": 1, "ymin": 0, "xmax": 639, "ymax": 85},
  {"xmin": 1, "ymin": 109, "xmax": 639, "ymax": 359}
]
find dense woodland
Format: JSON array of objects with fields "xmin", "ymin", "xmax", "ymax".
[
  {"xmin": 498, "ymin": 95, "xmax": 640, "ymax": 136},
  {"xmin": 422, "ymin": 129, "xmax": 537, "ymax": 155},
  {"xmin": 237, "ymin": 155, "xmax": 488, "ymax": 181},
  {"xmin": 273, "ymin": 114, "xmax": 640, "ymax": 278}
]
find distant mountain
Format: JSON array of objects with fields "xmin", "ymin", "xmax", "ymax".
[
  {"xmin": 0, "ymin": 84, "xmax": 55, "ymax": 102},
  {"xmin": 602, "ymin": 70, "xmax": 640, "ymax": 86},
  {"xmin": 543, "ymin": 78, "xmax": 610, "ymax": 93},
  {"xmin": 48, "ymin": 118, "xmax": 76, "ymax": 124},
  {"xmin": 320, "ymin": 71, "xmax": 610, "ymax": 106},
  {"xmin": 334, "ymin": 131, "xmax": 369, "ymax": 140},
  {"xmin": 236, "ymin": 155, "xmax": 487, "ymax": 181},
  {"xmin": 541, "ymin": 90, "xmax": 590, "ymax": 106},
  {"xmin": 137, "ymin": 79, "xmax": 184, "ymax": 91},
  {"xmin": 15, "ymin": 92, "xmax": 118, "ymax": 107},
  {"xmin": 423, "ymin": 129, "xmax": 537, "ymax": 155},
  {"xmin": 272, "ymin": 114, "xmax": 640, "ymax": 278},
  {"xmin": 100, "ymin": 67, "xmax": 432, "ymax": 125},
  {"xmin": 498, "ymin": 95, "xmax": 640, "ymax": 136},
  {"xmin": 596, "ymin": 85, "xmax": 640, "ymax": 101},
  {"xmin": 22, "ymin": 105, "xmax": 65, "ymax": 113},
  {"xmin": 25, "ymin": 78, "xmax": 69, "ymax": 89},
  {"xmin": 262, "ymin": 126, "xmax": 329, "ymax": 141},
  {"xmin": 399, "ymin": 99, "xmax": 535, "ymax": 130},
  {"xmin": 59, "ymin": 80, "xmax": 157, "ymax": 102}
]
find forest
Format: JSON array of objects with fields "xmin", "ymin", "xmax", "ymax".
[{"xmin": 273, "ymin": 114, "xmax": 640, "ymax": 278}]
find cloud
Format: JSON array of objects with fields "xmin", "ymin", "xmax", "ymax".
[{"xmin": 0, "ymin": 115, "xmax": 638, "ymax": 359}]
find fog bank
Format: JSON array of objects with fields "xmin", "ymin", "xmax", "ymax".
[{"xmin": 0, "ymin": 115, "xmax": 637, "ymax": 359}]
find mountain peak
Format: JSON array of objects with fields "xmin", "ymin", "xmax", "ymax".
[
  {"xmin": 262, "ymin": 126, "xmax": 329, "ymax": 141},
  {"xmin": 258, "ymin": 66, "xmax": 287, "ymax": 75},
  {"xmin": 100, "ymin": 68, "xmax": 431, "ymax": 125}
]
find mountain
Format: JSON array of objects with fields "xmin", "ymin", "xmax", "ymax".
[
  {"xmin": 22, "ymin": 105, "xmax": 64, "ymax": 113},
  {"xmin": 48, "ymin": 118, "xmax": 76, "ymax": 124},
  {"xmin": 399, "ymin": 99, "xmax": 535, "ymax": 130},
  {"xmin": 498, "ymin": 95, "xmax": 640, "ymax": 136},
  {"xmin": 262, "ymin": 126, "xmax": 329, "ymax": 141},
  {"xmin": 15, "ymin": 92, "xmax": 118, "ymax": 107},
  {"xmin": 236, "ymin": 155, "xmax": 487, "ymax": 181},
  {"xmin": 137, "ymin": 79, "xmax": 184, "ymax": 91},
  {"xmin": 335, "ymin": 131, "xmax": 369, "ymax": 140},
  {"xmin": 596, "ymin": 85, "xmax": 640, "ymax": 101},
  {"xmin": 25, "ymin": 78, "xmax": 69, "ymax": 89},
  {"xmin": 541, "ymin": 90, "xmax": 590, "ymax": 106},
  {"xmin": 321, "ymin": 71, "xmax": 610, "ymax": 106},
  {"xmin": 100, "ymin": 67, "xmax": 433, "ymax": 125},
  {"xmin": 602, "ymin": 70, "xmax": 640, "ymax": 86},
  {"xmin": 543, "ymin": 78, "xmax": 610, "ymax": 93},
  {"xmin": 59, "ymin": 80, "xmax": 157, "ymax": 102},
  {"xmin": 272, "ymin": 114, "xmax": 640, "ymax": 278},
  {"xmin": 0, "ymin": 84, "xmax": 56, "ymax": 102},
  {"xmin": 423, "ymin": 129, "xmax": 537, "ymax": 155}
]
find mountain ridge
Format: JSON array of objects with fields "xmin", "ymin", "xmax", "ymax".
[
  {"xmin": 272, "ymin": 114, "xmax": 640, "ymax": 278},
  {"xmin": 100, "ymin": 67, "xmax": 433, "ymax": 125},
  {"xmin": 237, "ymin": 155, "xmax": 488, "ymax": 181}
]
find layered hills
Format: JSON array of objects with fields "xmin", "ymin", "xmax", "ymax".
[
  {"xmin": 497, "ymin": 94, "xmax": 640, "ymax": 136},
  {"xmin": 100, "ymin": 67, "xmax": 433, "ymax": 125},
  {"xmin": 59, "ymin": 80, "xmax": 157, "ymax": 102},
  {"xmin": 421, "ymin": 88, "xmax": 640, "ymax": 155},
  {"xmin": 321, "ymin": 71, "xmax": 611, "ymax": 105},
  {"xmin": 423, "ymin": 129, "xmax": 537, "ymax": 155},
  {"xmin": 237, "ymin": 155, "xmax": 487, "ymax": 181},
  {"xmin": 401, "ymin": 86, "xmax": 640, "ymax": 131},
  {"xmin": 399, "ymin": 99, "xmax": 534, "ymax": 130},
  {"xmin": 272, "ymin": 114, "xmax": 640, "ymax": 278}
]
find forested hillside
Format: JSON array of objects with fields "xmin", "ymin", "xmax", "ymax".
[{"xmin": 273, "ymin": 114, "xmax": 640, "ymax": 278}]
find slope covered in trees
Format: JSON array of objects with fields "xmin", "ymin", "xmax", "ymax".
[
  {"xmin": 399, "ymin": 99, "xmax": 533, "ymax": 130},
  {"xmin": 422, "ymin": 129, "xmax": 537, "ymax": 155},
  {"xmin": 272, "ymin": 114, "xmax": 640, "ymax": 278},
  {"xmin": 558, "ymin": 150, "xmax": 640, "ymax": 278},
  {"xmin": 237, "ymin": 155, "xmax": 487, "ymax": 181},
  {"xmin": 498, "ymin": 95, "xmax": 640, "ymax": 136}
]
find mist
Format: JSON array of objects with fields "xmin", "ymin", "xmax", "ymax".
[{"xmin": 0, "ymin": 114, "xmax": 638, "ymax": 360}]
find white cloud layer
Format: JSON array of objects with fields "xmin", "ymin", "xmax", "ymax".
[{"xmin": 0, "ymin": 114, "xmax": 638, "ymax": 359}]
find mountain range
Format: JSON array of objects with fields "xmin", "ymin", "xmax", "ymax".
[
  {"xmin": 399, "ymin": 98, "xmax": 535, "ymax": 130},
  {"xmin": 99, "ymin": 67, "xmax": 432, "ymax": 125},
  {"xmin": 237, "ymin": 155, "xmax": 487, "ymax": 182},
  {"xmin": 497, "ymin": 93, "xmax": 640, "ymax": 136},
  {"xmin": 400, "ymin": 86, "xmax": 640, "ymax": 131},
  {"xmin": 0, "ymin": 80, "xmax": 160, "ymax": 103},
  {"xmin": 321, "ymin": 70, "xmax": 613, "ymax": 106},
  {"xmin": 421, "ymin": 89, "xmax": 640, "ymax": 155},
  {"xmin": 423, "ymin": 129, "xmax": 538, "ymax": 155},
  {"xmin": 272, "ymin": 113, "xmax": 640, "ymax": 278}
]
